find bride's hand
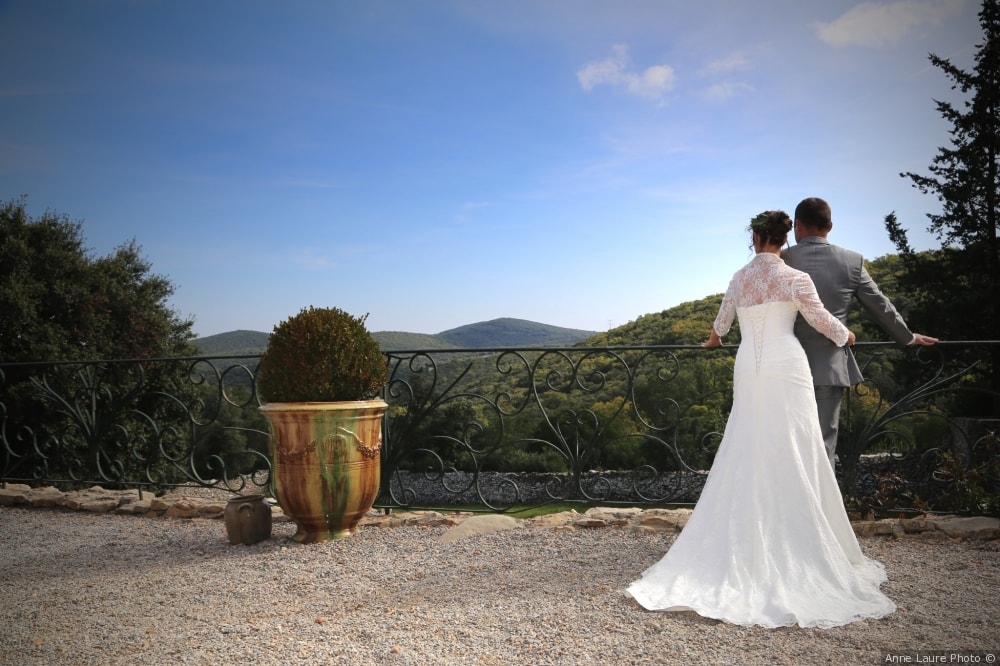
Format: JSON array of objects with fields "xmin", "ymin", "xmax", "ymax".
[
  {"xmin": 702, "ymin": 330, "xmax": 723, "ymax": 348},
  {"xmin": 846, "ymin": 331, "xmax": 856, "ymax": 346}
]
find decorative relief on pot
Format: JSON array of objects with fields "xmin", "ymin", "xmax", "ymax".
[
  {"xmin": 356, "ymin": 431, "xmax": 382, "ymax": 460},
  {"xmin": 277, "ymin": 440, "xmax": 317, "ymax": 465},
  {"xmin": 323, "ymin": 433, "xmax": 348, "ymax": 462}
]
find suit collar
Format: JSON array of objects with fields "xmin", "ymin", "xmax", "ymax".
[{"xmin": 798, "ymin": 235, "xmax": 830, "ymax": 246}]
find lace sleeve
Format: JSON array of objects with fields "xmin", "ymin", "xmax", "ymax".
[
  {"xmin": 712, "ymin": 279, "xmax": 737, "ymax": 337},
  {"xmin": 792, "ymin": 272, "xmax": 850, "ymax": 346}
]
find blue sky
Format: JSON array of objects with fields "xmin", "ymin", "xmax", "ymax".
[{"xmin": 0, "ymin": 0, "xmax": 980, "ymax": 338}]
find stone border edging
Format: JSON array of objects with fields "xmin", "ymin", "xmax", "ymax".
[{"xmin": 1, "ymin": 483, "xmax": 997, "ymax": 542}]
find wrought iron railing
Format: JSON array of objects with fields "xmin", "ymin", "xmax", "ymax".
[{"xmin": 2, "ymin": 342, "xmax": 997, "ymax": 514}]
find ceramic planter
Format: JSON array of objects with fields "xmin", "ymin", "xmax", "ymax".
[
  {"xmin": 259, "ymin": 399, "xmax": 386, "ymax": 543},
  {"xmin": 224, "ymin": 494, "xmax": 272, "ymax": 545}
]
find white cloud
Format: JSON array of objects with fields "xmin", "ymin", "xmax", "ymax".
[
  {"xmin": 700, "ymin": 53, "xmax": 750, "ymax": 76},
  {"xmin": 577, "ymin": 44, "xmax": 675, "ymax": 100},
  {"xmin": 814, "ymin": 0, "xmax": 966, "ymax": 47},
  {"xmin": 696, "ymin": 52, "xmax": 753, "ymax": 102},
  {"xmin": 701, "ymin": 81, "xmax": 755, "ymax": 102}
]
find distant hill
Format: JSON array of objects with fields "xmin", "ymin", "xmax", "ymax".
[
  {"xmin": 193, "ymin": 330, "xmax": 269, "ymax": 356},
  {"xmin": 371, "ymin": 332, "xmax": 460, "ymax": 351},
  {"xmin": 193, "ymin": 317, "xmax": 598, "ymax": 355},
  {"xmin": 436, "ymin": 318, "xmax": 597, "ymax": 348},
  {"xmin": 193, "ymin": 257, "xmax": 911, "ymax": 359}
]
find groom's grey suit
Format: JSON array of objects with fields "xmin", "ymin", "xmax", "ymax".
[{"xmin": 782, "ymin": 237, "xmax": 914, "ymax": 467}]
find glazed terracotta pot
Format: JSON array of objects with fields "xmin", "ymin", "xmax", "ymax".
[{"xmin": 259, "ymin": 399, "xmax": 386, "ymax": 543}]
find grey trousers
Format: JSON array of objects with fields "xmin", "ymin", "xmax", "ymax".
[{"xmin": 814, "ymin": 385, "xmax": 845, "ymax": 470}]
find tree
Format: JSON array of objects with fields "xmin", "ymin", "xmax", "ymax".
[
  {"xmin": 898, "ymin": 0, "xmax": 999, "ymax": 261},
  {"xmin": 887, "ymin": 0, "xmax": 1000, "ymax": 412},
  {"xmin": 1, "ymin": 197, "xmax": 200, "ymax": 485},
  {"xmin": 0, "ymin": 197, "xmax": 195, "ymax": 362}
]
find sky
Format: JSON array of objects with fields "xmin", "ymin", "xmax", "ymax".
[{"xmin": 0, "ymin": 0, "xmax": 982, "ymax": 338}]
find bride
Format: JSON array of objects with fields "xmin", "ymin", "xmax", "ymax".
[{"xmin": 626, "ymin": 210, "xmax": 896, "ymax": 628}]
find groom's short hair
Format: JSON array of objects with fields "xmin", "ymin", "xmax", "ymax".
[{"xmin": 795, "ymin": 197, "xmax": 833, "ymax": 231}]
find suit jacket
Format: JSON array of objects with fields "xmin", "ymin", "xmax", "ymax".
[{"xmin": 782, "ymin": 236, "xmax": 913, "ymax": 387}]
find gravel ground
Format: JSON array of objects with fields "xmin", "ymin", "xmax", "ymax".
[{"xmin": 1, "ymin": 507, "xmax": 997, "ymax": 666}]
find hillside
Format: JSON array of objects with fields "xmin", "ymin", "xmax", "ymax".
[
  {"xmin": 587, "ymin": 295, "xmax": 725, "ymax": 347},
  {"xmin": 371, "ymin": 332, "xmax": 460, "ymax": 351},
  {"xmin": 435, "ymin": 318, "xmax": 597, "ymax": 348},
  {"xmin": 194, "ymin": 318, "xmax": 598, "ymax": 355},
  {"xmin": 193, "ymin": 330, "xmax": 269, "ymax": 356}
]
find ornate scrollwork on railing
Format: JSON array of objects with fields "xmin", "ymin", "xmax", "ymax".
[
  {"xmin": 2, "ymin": 343, "xmax": 997, "ymax": 514},
  {"xmin": 840, "ymin": 342, "xmax": 1000, "ymax": 513},
  {"xmin": 0, "ymin": 357, "xmax": 271, "ymax": 495},
  {"xmin": 379, "ymin": 346, "xmax": 730, "ymax": 510}
]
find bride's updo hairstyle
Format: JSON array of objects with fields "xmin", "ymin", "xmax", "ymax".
[{"xmin": 749, "ymin": 210, "xmax": 793, "ymax": 248}]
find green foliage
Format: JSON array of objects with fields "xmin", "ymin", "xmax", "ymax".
[
  {"xmin": 853, "ymin": 254, "xmax": 918, "ymax": 338},
  {"xmin": 589, "ymin": 296, "xmax": 726, "ymax": 346},
  {"xmin": 843, "ymin": 472, "xmax": 929, "ymax": 520},
  {"xmin": 889, "ymin": 0, "xmax": 1000, "ymax": 410},
  {"xmin": 373, "ymin": 331, "xmax": 460, "ymax": 352},
  {"xmin": 189, "ymin": 384, "xmax": 270, "ymax": 480},
  {"xmin": 195, "ymin": 330, "xmax": 269, "ymax": 356},
  {"xmin": 0, "ymin": 197, "xmax": 196, "ymax": 361},
  {"xmin": 0, "ymin": 198, "xmax": 200, "ymax": 486},
  {"xmin": 390, "ymin": 395, "xmax": 485, "ymax": 471},
  {"xmin": 868, "ymin": 246, "xmax": 996, "ymax": 415},
  {"xmin": 899, "ymin": 0, "xmax": 999, "ymax": 256},
  {"xmin": 257, "ymin": 306, "xmax": 388, "ymax": 402},
  {"xmin": 930, "ymin": 447, "xmax": 1000, "ymax": 516},
  {"xmin": 485, "ymin": 444, "xmax": 567, "ymax": 472}
]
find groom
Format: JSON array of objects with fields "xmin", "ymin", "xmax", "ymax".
[{"xmin": 782, "ymin": 197, "xmax": 938, "ymax": 470}]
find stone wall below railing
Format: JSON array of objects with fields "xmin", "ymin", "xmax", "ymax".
[
  {"xmin": 384, "ymin": 459, "xmax": 909, "ymax": 506},
  {"xmin": 385, "ymin": 470, "xmax": 708, "ymax": 505}
]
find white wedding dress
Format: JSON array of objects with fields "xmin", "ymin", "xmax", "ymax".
[{"xmin": 627, "ymin": 253, "xmax": 896, "ymax": 628}]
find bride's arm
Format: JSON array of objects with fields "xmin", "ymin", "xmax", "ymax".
[
  {"xmin": 703, "ymin": 279, "xmax": 737, "ymax": 347},
  {"xmin": 792, "ymin": 273, "xmax": 851, "ymax": 347}
]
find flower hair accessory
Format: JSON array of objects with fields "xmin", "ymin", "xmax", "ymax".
[{"xmin": 750, "ymin": 212, "xmax": 771, "ymax": 230}]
